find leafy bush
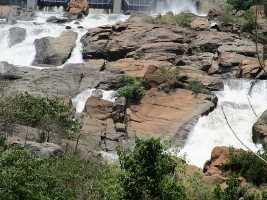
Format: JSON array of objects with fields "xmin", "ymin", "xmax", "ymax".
[
  {"xmin": 214, "ymin": 175, "xmax": 258, "ymax": 200},
  {"xmin": 0, "ymin": 93, "xmax": 80, "ymax": 137},
  {"xmin": 116, "ymin": 75, "xmax": 145, "ymax": 104},
  {"xmin": 226, "ymin": 0, "xmax": 254, "ymax": 11},
  {"xmin": 240, "ymin": 10, "xmax": 256, "ymax": 32},
  {"xmin": 226, "ymin": 147, "xmax": 267, "ymax": 186},
  {"xmin": 220, "ymin": 3, "xmax": 256, "ymax": 33},
  {"xmin": 0, "ymin": 147, "xmax": 73, "ymax": 200},
  {"xmin": 187, "ymin": 81, "xmax": 210, "ymax": 95},
  {"xmin": 118, "ymin": 138, "xmax": 187, "ymax": 200},
  {"xmin": 0, "ymin": 146, "xmax": 122, "ymax": 200},
  {"xmin": 157, "ymin": 12, "xmax": 195, "ymax": 27}
]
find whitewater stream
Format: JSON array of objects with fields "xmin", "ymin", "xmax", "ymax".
[
  {"xmin": 0, "ymin": 9, "xmax": 128, "ymax": 67},
  {"xmin": 0, "ymin": 5, "xmax": 265, "ymax": 167},
  {"xmin": 179, "ymin": 79, "xmax": 267, "ymax": 168}
]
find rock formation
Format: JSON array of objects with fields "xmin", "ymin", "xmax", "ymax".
[
  {"xmin": 67, "ymin": 0, "xmax": 89, "ymax": 16},
  {"xmin": 33, "ymin": 31, "xmax": 78, "ymax": 66},
  {"xmin": 253, "ymin": 110, "xmax": 267, "ymax": 145}
]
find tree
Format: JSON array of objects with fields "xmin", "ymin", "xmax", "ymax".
[{"xmin": 118, "ymin": 138, "xmax": 187, "ymax": 200}]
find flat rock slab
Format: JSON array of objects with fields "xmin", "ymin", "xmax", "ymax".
[{"xmin": 128, "ymin": 88, "xmax": 216, "ymax": 139}]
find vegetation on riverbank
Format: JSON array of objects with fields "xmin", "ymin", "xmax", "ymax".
[
  {"xmin": 1, "ymin": 137, "xmax": 267, "ymax": 200},
  {"xmin": 0, "ymin": 93, "xmax": 80, "ymax": 139}
]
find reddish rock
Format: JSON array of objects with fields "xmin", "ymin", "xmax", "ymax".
[
  {"xmin": 238, "ymin": 58, "xmax": 267, "ymax": 78},
  {"xmin": 128, "ymin": 88, "xmax": 216, "ymax": 138},
  {"xmin": 253, "ymin": 110, "xmax": 267, "ymax": 145},
  {"xmin": 85, "ymin": 96, "xmax": 113, "ymax": 120},
  {"xmin": 190, "ymin": 17, "xmax": 209, "ymax": 30},
  {"xmin": 67, "ymin": 0, "xmax": 88, "ymax": 16}
]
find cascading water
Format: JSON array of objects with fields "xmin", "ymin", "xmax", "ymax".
[
  {"xmin": 0, "ymin": 10, "xmax": 128, "ymax": 67},
  {"xmin": 179, "ymin": 79, "xmax": 267, "ymax": 168},
  {"xmin": 155, "ymin": 0, "xmax": 204, "ymax": 15},
  {"xmin": 72, "ymin": 89, "xmax": 116, "ymax": 113}
]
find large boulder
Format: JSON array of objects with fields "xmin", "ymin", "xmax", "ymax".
[
  {"xmin": 85, "ymin": 96, "xmax": 113, "ymax": 120},
  {"xmin": 7, "ymin": 137, "xmax": 64, "ymax": 157},
  {"xmin": 67, "ymin": 0, "xmax": 89, "ymax": 16},
  {"xmin": 81, "ymin": 15, "xmax": 189, "ymax": 63},
  {"xmin": 128, "ymin": 88, "xmax": 217, "ymax": 140},
  {"xmin": 237, "ymin": 58, "xmax": 267, "ymax": 78},
  {"xmin": 33, "ymin": 31, "xmax": 78, "ymax": 66},
  {"xmin": 252, "ymin": 110, "xmax": 267, "ymax": 145},
  {"xmin": 8, "ymin": 27, "xmax": 26, "ymax": 47},
  {"xmin": 203, "ymin": 146, "xmax": 230, "ymax": 176},
  {"xmin": 0, "ymin": 63, "xmax": 120, "ymax": 98}
]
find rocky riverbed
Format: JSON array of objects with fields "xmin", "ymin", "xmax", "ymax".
[{"xmin": 0, "ymin": 2, "xmax": 267, "ymax": 172}]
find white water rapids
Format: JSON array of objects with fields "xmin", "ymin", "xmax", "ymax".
[
  {"xmin": 0, "ymin": 10, "xmax": 128, "ymax": 67},
  {"xmin": 179, "ymin": 79, "xmax": 267, "ymax": 168},
  {"xmin": 0, "ymin": 5, "xmax": 266, "ymax": 167}
]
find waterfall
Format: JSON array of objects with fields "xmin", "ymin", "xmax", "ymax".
[
  {"xmin": 179, "ymin": 79, "xmax": 267, "ymax": 168},
  {"xmin": 0, "ymin": 10, "xmax": 128, "ymax": 67},
  {"xmin": 155, "ymin": 0, "xmax": 204, "ymax": 15},
  {"xmin": 72, "ymin": 89, "xmax": 116, "ymax": 114}
]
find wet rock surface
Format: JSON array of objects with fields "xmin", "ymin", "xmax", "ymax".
[
  {"xmin": 33, "ymin": 31, "xmax": 78, "ymax": 66},
  {"xmin": 8, "ymin": 27, "xmax": 26, "ymax": 47},
  {"xmin": 253, "ymin": 110, "xmax": 267, "ymax": 145}
]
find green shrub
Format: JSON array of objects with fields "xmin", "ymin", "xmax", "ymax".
[
  {"xmin": 118, "ymin": 138, "xmax": 187, "ymax": 200},
  {"xmin": 116, "ymin": 75, "xmax": 145, "ymax": 104},
  {"xmin": 0, "ymin": 146, "xmax": 122, "ymax": 200},
  {"xmin": 187, "ymin": 81, "xmax": 209, "ymax": 95},
  {"xmin": 0, "ymin": 147, "xmax": 73, "ymax": 200},
  {"xmin": 0, "ymin": 93, "xmax": 80, "ymax": 137},
  {"xmin": 214, "ymin": 175, "xmax": 258, "ymax": 200},
  {"xmin": 157, "ymin": 12, "xmax": 195, "ymax": 27},
  {"xmin": 240, "ymin": 10, "xmax": 256, "ymax": 32},
  {"xmin": 226, "ymin": 147, "xmax": 267, "ymax": 186},
  {"xmin": 226, "ymin": 0, "xmax": 254, "ymax": 11}
]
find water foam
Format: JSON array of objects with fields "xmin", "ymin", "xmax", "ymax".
[
  {"xmin": 179, "ymin": 79, "xmax": 267, "ymax": 168},
  {"xmin": 0, "ymin": 11, "xmax": 128, "ymax": 67},
  {"xmin": 72, "ymin": 89, "xmax": 116, "ymax": 113}
]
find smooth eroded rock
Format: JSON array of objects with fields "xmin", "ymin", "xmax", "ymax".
[{"xmin": 33, "ymin": 31, "xmax": 78, "ymax": 66}]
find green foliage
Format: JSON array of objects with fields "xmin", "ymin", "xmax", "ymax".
[
  {"xmin": 118, "ymin": 138, "xmax": 187, "ymax": 200},
  {"xmin": 0, "ymin": 93, "xmax": 80, "ymax": 137},
  {"xmin": 116, "ymin": 75, "xmax": 145, "ymax": 104},
  {"xmin": 157, "ymin": 12, "xmax": 195, "ymax": 27},
  {"xmin": 0, "ymin": 147, "xmax": 73, "ymax": 200},
  {"xmin": 226, "ymin": 147, "xmax": 267, "ymax": 186},
  {"xmin": 187, "ymin": 81, "xmax": 209, "ymax": 95},
  {"xmin": 221, "ymin": 5, "xmax": 256, "ymax": 32},
  {"xmin": 181, "ymin": 171, "xmax": 215, "ymax": 200},
  {"xmin": 214, "ymin": 175, "xmax": 255, "ymax": 200},
  {"xmin": 226, "ymin": 0, "xmax": 254, "ymax": 11},
  {"xmin": 0, "ymin": 146, "xmax": 122, "ymax": 200},
  {"xmin": 240, "ymin": 10, "xmax": 256, "ymax": 32}
]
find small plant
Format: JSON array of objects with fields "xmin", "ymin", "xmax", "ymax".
[
  {"xmin": 157, "ymin": 12, "xmax": 195, "ymax": 27},
  {"xmin": 240, "ymin": 10, "xmax": 256, "ymax": 32},
  {"xmin": 116, "ymin": 75, "xmax": 145, "ymax": 105},
  {"xmin": 226, "ymin": 0, "xmax": 254, "ymax": 11},
  {"xmin": 187, "ymin": 81, "xmax": 209, "ymax": 95}
]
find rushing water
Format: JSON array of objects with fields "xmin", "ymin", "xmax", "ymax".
[
  {"xmin": 179, "ymin": 79, "xmax": 267, "ymax": 168},
  {"xmin": 1, "ymin": 7, "xmax": 265, "ymax": 166},
  {"xmin": 0, "ymin": 10, "xmax": 128, "ymax": 67},
  {"xmin": 72, "ymin": 89, "xmax": 116, "ymax": 113},
  {"xmin": 155, "ymin": 0, "xmax": 204, "ymax": 15}
]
